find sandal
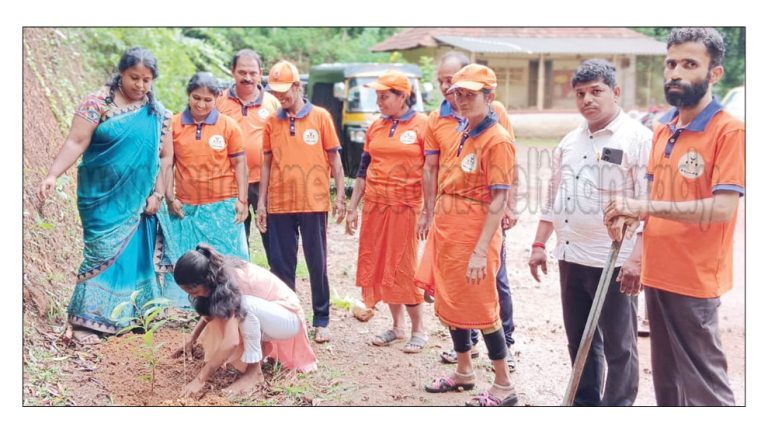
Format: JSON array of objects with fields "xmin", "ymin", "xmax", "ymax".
[
  {"xmin": 465, "ymin": 383, "xmax": 518, "ymax": 407},
  {"xmin": 424, "ymin": 371, "xmax": 475, "ymax": 393},
  {"xmin": 70, "ymin": 326, "xmax": 102, "ymax": 345},
  {"xmin": 371, "ymin": 329, "xmax": 405, "ymax": 346},
  {"xmin": 439, "ymin": 345, "xmax": 480, "ymax": 363},
  {"xmin": 402, "ymin": 334, "xmax": 428, "ymax": 354}
]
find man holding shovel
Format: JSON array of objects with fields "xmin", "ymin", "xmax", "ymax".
[
  {"xmin": 528, "ymin": 59, "xmax": 651, "ymax": 406},
  {"xmin": 604, "ymin": 28, "xmax": 743, "ymax": 406}
]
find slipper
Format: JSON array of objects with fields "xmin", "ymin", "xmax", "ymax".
[
  {"xmin": 465, "ymin": 383, "xmax": 518, "ymax": 407},
  {"xmin": 424, "ymin": 372, "xmax": 475, "ymax": 393},
  {"xmin": 439, "ymin": 345, "xmax": 480, "ymax": 364},
  {"xmin": 371, "ymin": 329, "xmax": 405, "ymax": 346},
  {"xmin": 402, "ymin": 334, "xmax": 428, "ymax": 353},
  {"xmin": 72, "ymin": 328, "xmax": 101, "ymax": 345},
  {"xmin": 313, "ymin": 326, "xmax": 331, "ymax": 344}
]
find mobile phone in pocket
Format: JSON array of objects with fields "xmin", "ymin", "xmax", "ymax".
[{"xmin": 601, "ymin": 147, "xmax": 624, "ymax": 165}]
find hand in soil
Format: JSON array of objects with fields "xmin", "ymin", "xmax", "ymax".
[
  {"xmin": 172, "ymin": 340, "xmax": 195, "ymax": 359},
  {"xmin": 181, "ymin": 378, "xmax": 206, "ymax": 400}
]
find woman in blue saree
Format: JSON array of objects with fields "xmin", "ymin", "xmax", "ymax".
[
  {"xmin": 37, "ymin": 47, "xmax": 175, "ymax": 344},
  {"xmin": 154, "ymin": 72, "xmax": 249, "ymax": 307}
]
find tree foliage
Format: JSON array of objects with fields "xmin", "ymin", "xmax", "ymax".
[
  {"xmin": 65, "ymin": 27, "xmax": 400, "ymax": 113},
  {"xmin": 635, "ymin": 27, "xmax": 745, "ymax": 96}
]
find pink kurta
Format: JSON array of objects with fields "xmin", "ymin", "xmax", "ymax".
[{"xmin": 199, "ymin": 263, "xmax": 318, "ymax": 372}]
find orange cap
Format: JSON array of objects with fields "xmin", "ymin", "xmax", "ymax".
[
  {"xmin": 449, "ymin": 64, "xmax": 497, "ymax": 92},
  {"xmin": 364, "ymin": 70, "xmax": 412, "ymax": 94},
  {"xmin": 268, "ymin": 60, "xmax": 300, "ymax": 92}
]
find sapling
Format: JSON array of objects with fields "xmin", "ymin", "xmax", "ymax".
[{"xmin": 111, "ymin": 291, "xmax": 172, "ymax": 395}]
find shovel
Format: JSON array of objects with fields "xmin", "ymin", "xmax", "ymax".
[{"xmin": 562, "ymin": 233, "xmax": 625, "ymax": 406}]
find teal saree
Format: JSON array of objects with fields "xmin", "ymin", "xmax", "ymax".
[{"xmin": 68, "ymin": 102, "xmax": 177, "ymax": 333}]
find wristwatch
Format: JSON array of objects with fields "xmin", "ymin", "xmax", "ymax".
[{"xmin": 152, "ymin": 191, "xmax": 164, "ymax": 201}]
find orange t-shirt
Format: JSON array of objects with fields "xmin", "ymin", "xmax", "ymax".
[
  {"xmin": 425, "ymin": 99, "xmax": 515, "ymax": 177},
  {"xmin": 172, "ymin": 109, "xmax": 245, "ymax": 205},
  {"xmin": 438, "ymin": 116, "xmax": 516, "ymax": 204},
  {"xmin": 642, "ymin": 102, "xmax": 744, "ymax": 298},
  {"xmin": 217, "ymin": 86, "xmax": 281, "ymax": 183},
  {"xmin": 263, "ymin": 102, "xmax": 340, "ymax": 214},
  {"xmin": 363, "ymin": 110, "xmax": 428, "ymax": 207}
]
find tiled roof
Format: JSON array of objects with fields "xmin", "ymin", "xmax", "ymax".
[
  {"xmin": 370, "ymin": 27, "xmax": 655, "ymax": 52},
  {"xmin": 433, "ymin": 36, "xmax": 667, "ymax": 55}
]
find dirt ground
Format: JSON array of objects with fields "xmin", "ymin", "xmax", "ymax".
[{"xmin": 53, "ymin": 141, "xmax": 745, "ymax": 407}]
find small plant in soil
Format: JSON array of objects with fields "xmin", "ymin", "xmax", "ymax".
[{"xmin": 111, "ymin": 291, "xmax": 173, "ymax": 395}]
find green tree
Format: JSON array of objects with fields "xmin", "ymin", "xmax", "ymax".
[
  {"xmin": 63, "ymin": 27, "xmax": 413, "ymax": 112},
  {"xmin": 68, "ymin": 28, "xmax": 230, "ymax": 113},
  {"xmin": 635, "ymin": 27, "xmax": 745, "ymax": 97}
]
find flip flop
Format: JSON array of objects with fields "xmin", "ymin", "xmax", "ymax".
[
  {"xmin": 403, "ymin": 335, "xmax": 428, "ymax": 354},
  {"xmin": 371, "ymin": 329, "xmax": 404, "ymax": 346}
]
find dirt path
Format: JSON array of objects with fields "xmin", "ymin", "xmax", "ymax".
[{"xmin": 60, "ymin": 142, "xmax": 745, "ymax": 406}]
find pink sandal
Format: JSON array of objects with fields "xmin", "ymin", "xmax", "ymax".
[
  {"xmin": 465, "ymin": 383, "xmax": 518, "ymax": 406},
  {"xmin": 424, "ymin": 372, "xmax": 475, "ymax": 393}
]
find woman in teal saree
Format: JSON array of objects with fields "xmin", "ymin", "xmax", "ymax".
[{"xmin": 38, "ymin": 47, "xmax": 175, "ymax": 344}]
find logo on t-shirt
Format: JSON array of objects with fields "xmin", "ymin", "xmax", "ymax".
[
  {"xmin": 258, "ymin": 108, "xmax": 270, "ymax": 120},
  {"xmin": 400, "ymin": 130, "xmax": 417, "ymax": 145},
  {"xmin": 303, "ymin": 129, "xmax": 320, "ymax": 145},
  {"xmin": 461, "ymin": 153, "xmax": 478, "ymax": 173},
  {"xmin": 678, "ymin": 149, "xmax": 705, "ymax": 179},
  {"xmin": 209, "ymin": 135, "xmax": 226, "ymax": 151}
]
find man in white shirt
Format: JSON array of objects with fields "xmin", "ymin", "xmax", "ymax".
[{"xmin": 527, "ymin": 59, "xmax": 651, "ymax": 406}]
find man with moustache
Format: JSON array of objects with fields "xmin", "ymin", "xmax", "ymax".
[
  {"xmin": 528, "ymin": 59, "xmax": 650, "ymax": 406},
  {"xmin": 217, "ymin": 49, "xmax": 281, "ymax": 258},
  {"xmin": 604, "ymin": 28, "xmax": 743, "ymax": 406}
]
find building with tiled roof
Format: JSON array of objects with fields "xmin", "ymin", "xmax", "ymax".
[{"xmin": 371, "ymin": 28, "xmax": 666, "ymax": 111}]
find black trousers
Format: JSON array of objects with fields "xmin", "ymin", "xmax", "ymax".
[
  {"xmin": 267, "ymin": 212, "xmax": 330, "ymax": 328},
  {"xmin": 559, "ymin": 260, "xmax": 639, "ymax": 406}
]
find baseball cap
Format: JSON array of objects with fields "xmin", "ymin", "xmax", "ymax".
[
  {"xmin": 267, "ymin": 60, "xmax": 300, "ymax": 92},
  {"xmin": 364, "ymin": 70, "xmax": 412, "ymax": 94},
  {"xmin": 448, "ymin": 64, "xmax": 497, "ymax": 93}
]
